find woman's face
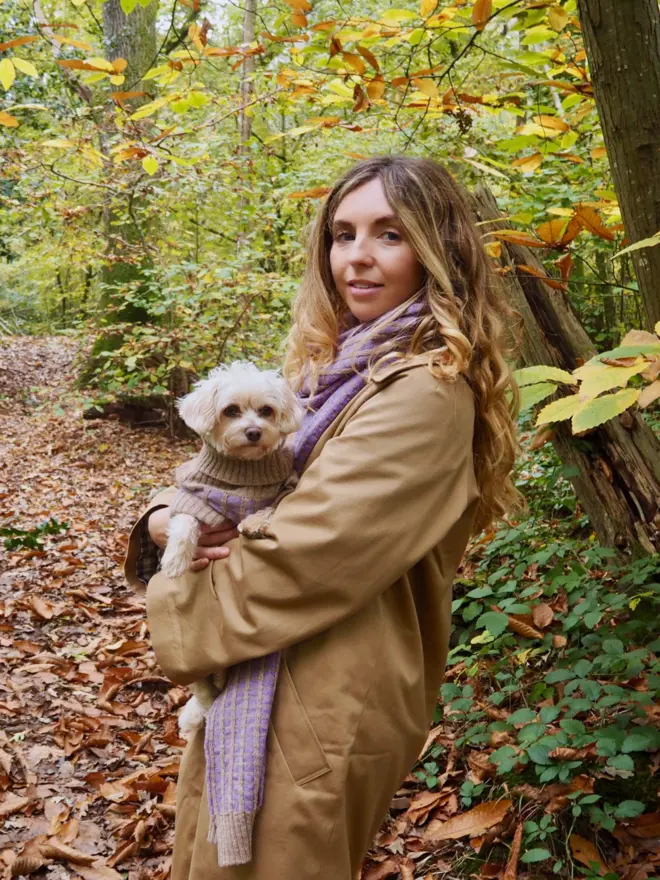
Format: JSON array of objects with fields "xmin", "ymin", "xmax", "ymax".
[{"xmin": 329, "ymin": 177, "xmax": 425, "ymax": 323}]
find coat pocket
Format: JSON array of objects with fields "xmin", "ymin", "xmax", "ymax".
[{"xmin": 271, "ymin": 659, "xmax": 331, "ymax": 786}]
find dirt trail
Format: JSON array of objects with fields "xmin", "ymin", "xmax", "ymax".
[{"xmin": 0, "ymin": 336, "xmax": 194, "ymax": 880}]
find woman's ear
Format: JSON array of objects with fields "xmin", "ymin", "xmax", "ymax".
[
  {"xmin": 278, "ymin": 385, "xmax": 304, "ymax": 435},
  {"xmin": 177, "ymin": 380, "xmax": 219, "ymax": 436}
]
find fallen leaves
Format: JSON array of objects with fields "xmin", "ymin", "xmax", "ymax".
[
  {"xmin": 425, "ymin": 799, "xmax": 512, "ymax": 841},
  {"xmin": 0, "ymin": 338, "xmax": 190, "ymax": 876},
  {"xmin": 570, "ymin": 834, "xmax": 610, "ymax": 876}
]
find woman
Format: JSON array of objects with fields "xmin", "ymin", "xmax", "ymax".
[{"xmin": 124, "ymin": 156, "xmax": 520, "ymax": 880}]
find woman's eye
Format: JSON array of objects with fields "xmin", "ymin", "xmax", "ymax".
[
  {"xmin": 223, "ymin": 405, "xmax": 241, "ymax": 418},
  {"xmin": 334, "ymin": 230, "xmax": 353, "ymax": 242},
  {"xmin": 381, "ymin": 230, "xmax": 401, "ymax": 241},
  {"xmin": 259, "ymin": 405, "xmax": 275, "ymax": 418}
]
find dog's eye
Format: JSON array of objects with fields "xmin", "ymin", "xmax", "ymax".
[
  {"xmin": 223, "ymin": 405, "xmax": 241, "ymax": 418},
  {"xmin": 259, "ymin": 406, "xmax": 275, "ymax": 418}
]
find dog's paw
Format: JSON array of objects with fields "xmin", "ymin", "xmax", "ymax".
[
  {"xmin": 161, "ymin": 551, "xmax": 189, "ymax": 578},
  {"xmin": 178, "ymin": 696, "xmax": 207, "ymax": 738},
  {"xmin": 238, "ymin": 509, "xmax": 273, "ymax": 539}
]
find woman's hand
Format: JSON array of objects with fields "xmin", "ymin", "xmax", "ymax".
[{"xmin": 147, "ymin": 507, "xmax": 239, "ymax": 572}]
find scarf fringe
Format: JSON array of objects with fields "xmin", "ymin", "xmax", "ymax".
[{"xmin": 207, "ymin": 811, "xmax": 257, "ymax": 866}]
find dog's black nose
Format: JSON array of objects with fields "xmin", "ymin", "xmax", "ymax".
[{"xmin": 246, "ymin": 428, "xmax": 262, "ymax": 442}]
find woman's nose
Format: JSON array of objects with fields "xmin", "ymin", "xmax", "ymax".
[{"xmin": 347, "ymin": 237, "xmax": 375, "ymax": 265}]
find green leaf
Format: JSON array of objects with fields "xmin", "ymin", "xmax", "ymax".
[
  {"xmin": 536, "ymin": 393, "xmax": 581, "ymax": 426},
  {"xmin": 518, "ymin": 382, "xmax": 558, "ymax": 411},
  {"xmin": 607, "ymin": 754, "xmax": 634, "ymax": 773},
  {"xmin": 476, "ymin": 611, "xmax": 509, "ymax": 636},
  {"xmin": 508, "ymin": 708, "xmax": 537, "ymax": 725},
  {"xmin": 521, "ymin": 848, "xmax": 552, "ymax": 863},
  {"xmin": 527, "ymin": 744, "xmax": 552, "ymax": 765},
  {"xmin": 583, "ymin": 610, "xmax": 602, "ymax": 629},
  {"xmin": 571, "ymin": 388, "xmax": 641, "ymax": 433},
  {"xmin": 490, "ymin": 745, "xmax": 518, "ymax": 772},
  {"xmin": 614, "ymin": 800, "xmax": 646, "ymax": 819},
  {"xmin": 540, "ymin": 705, "xmax": 561, "ymax": 723},
  {"xmin": 612, "ymin": 229, "xmax": 660, "ymax": 260},
  {"xmin": 545, "ymin": 668, "xmax": 575, "ymax": 683},
  {"xmin": 121, "ymin": 0, "xmax": 138, "ymax": 12},
  {"xmin": 514, "ymin": 365, "xmax": 575, "ymax": 387},
  {"xmin": 560, "ymin": 719, "xmax": 585, "ymax": 736},
  {"xmin": 142, "ymin": 155, "xmax": 159, "ymax": 175},
  {"xmin": 0, "ymin": 58, "xmax": 16, "ymax": 91},
  {"xmin": 602, "ymin": 639, "xmax": 624, "ymax": 655},
  {"xmin": 518, "ymin": 723, "xmax": 546, "ymax": 742},
  {"xmin": 622, "ymin": 728, "xmax": 660, "ymax": 753}
]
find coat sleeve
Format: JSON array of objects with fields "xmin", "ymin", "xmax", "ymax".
[
  {"xmin": 146, "ymin": 370, "xmax": 478, "ymax": 686},
  {"xmin": 124, "ymin": 487, "xmax": 177, "ymax": 595}
]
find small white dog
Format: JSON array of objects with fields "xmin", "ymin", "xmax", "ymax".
[{"xmin": 160, "ymin": 361, "xmax": 302, "ymax": 735}]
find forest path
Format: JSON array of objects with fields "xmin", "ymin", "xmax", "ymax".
[{"xmin": 0, "ymin": 335, "xmax": 194, "ymax": 880}]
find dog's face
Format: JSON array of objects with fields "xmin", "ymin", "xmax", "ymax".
[{"xmin": 178, "ymin": 362, "xmax": 303, "ymax": 460}]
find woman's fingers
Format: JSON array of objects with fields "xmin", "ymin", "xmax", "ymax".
[
  {"xmin": 194, "ymin": 545, "xmax": 232, "ymax": 561},
  {"xmin": 197, "ymin": 523, "xmax": 239, "ymax": 546},
  {"xmin": 187, "ymin": 544, "xmax": 231, "ymax": 572},
  {"xmin": 190, "ymin": 558, "xmax": 210, "ymax": 572}
]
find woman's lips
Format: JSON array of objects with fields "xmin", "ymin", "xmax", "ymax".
[{"xmin": 347, "ymin": 282, "xmax": 383, "ymax": 297}]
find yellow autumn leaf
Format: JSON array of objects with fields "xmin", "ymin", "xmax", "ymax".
[
  {"xmin": 0, "ymin": 110, "xmax": 19, "ymax": 127},
  {"xmin": 591, "ymin": 146, "xmax": 607, "ymax": 159},
  {"xmin": 0, "ymin": 58, "xmax": 16, "ymax": 91},
  {"xmin": 366, "ymin": 75, "xmax": 385, "ymax": 100},
  {"xmin": 12, "ymin": 58, "xmax": 38, "ymax": 78},
  {"xmin": 421, "ymin": 0, "xmax": 438, "ymax": 14},
  {"xmin": 412, "ymin": 77, "xmax": 439, "ymax": 97},
  {"xmin": 511, "ymin": 152, "xmax": 543, "ymax": 174},
  {"xmin": 548, "ymin": 6, "xmax": 569, "ymax": 31},
  {"xmin": 531, "ymin": 114, "xmax": 569, "ymax": 132},
  {"xmin": 52, "ymin": 35, "xmax": 93, "ymax": 52},
  {"xmin": 282, "ymin": 0, "xmax": 312, "ymax": 10},
  {"xmin": 86, "ymin": 56, "xmax": 115, "ymax": 72},
  {"xmin": 41, "ymin": 138, "xmax": 75, "ymax": 148},
  {"xmin": 142, "ymin": 155, "xmax": 159, "ymax": 175},
  {"xmin": 380, "ymin": 8, "xmax": 416, "ymax": 23},
  {"xmin": 130, "ymin": 96, "xmax": 169, "ymax": 120},
  {"xmin": 472, "ymin": 0, "xmax": 492, "ymax": 31}
]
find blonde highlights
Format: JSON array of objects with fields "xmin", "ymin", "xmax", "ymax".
[{"xmin": 284, "ymin": 156, "xmax": 522, "ymax": 532}]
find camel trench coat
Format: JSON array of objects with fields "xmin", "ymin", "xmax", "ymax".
[{"xmin": 124, "ymin": 354, "xmax": 480, "ymax": 880}]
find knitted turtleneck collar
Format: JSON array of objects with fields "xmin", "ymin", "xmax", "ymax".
[{"xmin": 196, "ymin": 442, "xmax": 293, "ymax": 487}]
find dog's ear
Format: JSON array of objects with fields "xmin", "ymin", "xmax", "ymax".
[
  {"xmin": 278, "ymin": 383, "xmax": 304, "ymax": 435},
  {"xmin": 177, "ymin": 379, "xmax": 219, "ymax": 436}
]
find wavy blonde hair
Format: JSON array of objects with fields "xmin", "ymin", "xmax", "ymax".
[{"xmin": 284, "ymin": 156, "xmax": 522, "ymax": 532}]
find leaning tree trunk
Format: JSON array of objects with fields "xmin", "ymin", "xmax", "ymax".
[
  {"xmin": 472, "ymin": 186, "xmax": 660, "ymax": 557},
  {"xmin": 577, "ymin": 0, "xmax": 660, "ymax": 330}
]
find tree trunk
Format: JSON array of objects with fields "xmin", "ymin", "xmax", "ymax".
[
  {"xmin": 472, "ymin": 186, "xmax": 660, "ymax": 557},
  {"xmin": 80, "ymin": 1, "xmax": 159, "ymax": 386},
  {"xmin": 103, "ymin": 0, "xmax": 158, "ymax": 85},
  {"xmin": 577, "ymin": 0, "xmax": 660, "ymax": 330},
  {"xmin": 239, "ymin": 0, "xmax": 257, "ymax": 150}
]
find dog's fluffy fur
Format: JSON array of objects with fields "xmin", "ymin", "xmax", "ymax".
[{"xmin": 160, "ymin": 362, "xmax": 303, "ymax": 736}]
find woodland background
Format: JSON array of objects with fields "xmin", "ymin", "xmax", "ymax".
[{"xmin": 1, "ymin": 0, "xmax": 660, "ymax": 878}]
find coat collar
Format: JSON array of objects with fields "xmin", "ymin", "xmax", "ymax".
[{"xmin": 302, "ymin": 350, "xmax": 443, "ymax": 473}]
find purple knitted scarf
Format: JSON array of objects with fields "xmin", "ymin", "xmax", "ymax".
[{"xmin": 204, "ymin": 296, "xmax": 425, "ymax": 866}]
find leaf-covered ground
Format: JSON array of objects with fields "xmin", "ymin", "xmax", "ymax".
[{"xmin": 1, "ymin": 337, "xmax": 659, "ymax": 880}]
